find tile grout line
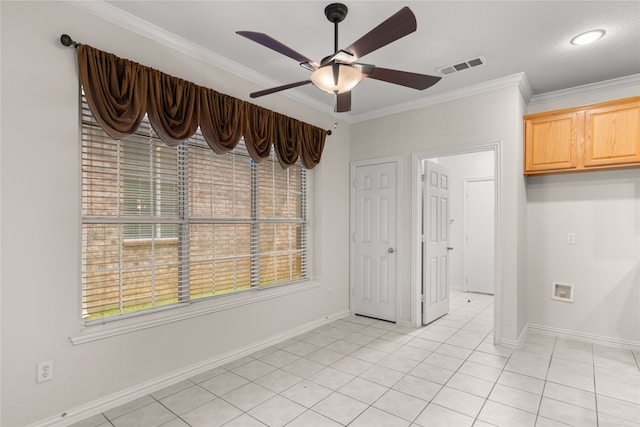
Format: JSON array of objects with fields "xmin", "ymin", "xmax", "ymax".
[
  {"xmin": 592, "ymin": 341, "xmax": 600, "ymax": 427},
  {"xmin": 535, "ymin": 335, "xmax": 557, "ymax": 426}
]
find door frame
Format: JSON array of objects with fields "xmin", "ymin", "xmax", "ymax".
[
  {"xmin": 463, "ymin": 176, "xmax": 495, "ymax": 294},
  {"xmin": 411, "ymin": 142, "xmax": 502, "ymax": 344},
  {"xmin": 350, "ymin": 156, "xmax": 402, "ymax": 324}
]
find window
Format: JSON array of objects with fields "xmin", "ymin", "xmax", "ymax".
[
  {"xmin": 121, "ymin": 137, "xmax": 179, "ymax": 241},
  {"xmin": 81, "ymin": 97, "xmax": 309, "ymax": 321}
]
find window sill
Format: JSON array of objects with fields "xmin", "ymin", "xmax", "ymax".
[{"xmin": 70, "ymin": 280, "xmax": 321, "ymax": 345}]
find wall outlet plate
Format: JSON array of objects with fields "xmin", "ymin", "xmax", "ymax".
[{"xmin": 37, "ymin": 360, "xmax": 54, "ymax": 383}]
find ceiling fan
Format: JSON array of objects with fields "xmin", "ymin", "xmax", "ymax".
[{"xmin": 237, "ymin": 3, "xmax": 441, "ymax": 113}]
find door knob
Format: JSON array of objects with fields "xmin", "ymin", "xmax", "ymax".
[
  {"xmin": 388, "ymin": 248, "xmax": 395, "ymax": 253},
  {"xmin": 447, "ymin": 247, "xmax": 454, "ymax": 251}
]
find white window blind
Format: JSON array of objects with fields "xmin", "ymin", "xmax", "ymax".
[{"xmin": 81, "ymin": 96, "xmax": 308, "ymax": 321}]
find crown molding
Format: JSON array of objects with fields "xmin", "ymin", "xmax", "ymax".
[
  {"xmin": 529, "ymin": 74, "xmax": 640, "ymax": 105},
  {"xmin": 65, "ymin": 0, "xmax": 335, "ymax": 117},
  {"xmin": 517, "ymin": 73, "xmax": 534, "ymax": 103},
  {"xmin": 350, "ymin": 72, "xmax": 531, "ymax": 123}
]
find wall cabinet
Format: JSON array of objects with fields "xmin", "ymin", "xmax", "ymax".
[{"xmin": 524, "ymin": 97, "xmax": 640, "ymax": 175}]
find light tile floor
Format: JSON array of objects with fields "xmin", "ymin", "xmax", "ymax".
[{"xmin": 72, "ymin": 291, "xmax": 640, "ymax": 427}]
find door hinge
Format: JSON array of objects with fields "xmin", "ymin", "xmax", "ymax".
[
  {"xmin": 421, "ymin": 293, "xmax": 426, "ymax": 303},
  {"xmin": 420, "ymin": 234, "xmax": 425, "ymax": 243},
  {"xmin": 421, "ymin": 174, "xmax": 426, "ymax": 182}
]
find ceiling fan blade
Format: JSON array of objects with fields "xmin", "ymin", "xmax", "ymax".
[
  {"xmin": 344, "ymin": 7, "xmax": 417, "ymax": 60},
  {"xmin": 237, "ymin": 31, "xmax": 319, "ymax": 68},
  {"xmin": 336, "ymin": 91, "xmax": 351, "ymax": 113},
  {"xmin": 250, "ymin": 80, "xmax": 313, "ymax": 98},
  {"xmin": 364, "ymin": 67, "xmax": 441, "ymax": 90}
]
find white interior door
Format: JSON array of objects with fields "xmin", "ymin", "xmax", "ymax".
[
  {"xmin": 464, "ymin": 178, "xmax": 495, "ymax": 294},
  {"xmin": 423, "ymin": 160, "xmax": 450, "ymax": 325},
  {"xmin": 353, "ymin": 161, "xmax": 397, "ymax": 322}
]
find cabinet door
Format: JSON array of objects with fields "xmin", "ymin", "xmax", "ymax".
[
  {"xmin": 584, "ymin": 99, "xmax": 640, "ymax": 167},
  {"xmin": 525, "ymin": 112, "xmax": 582, "ymax": 173}
]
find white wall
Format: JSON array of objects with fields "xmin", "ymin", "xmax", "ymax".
[
  {"xmin": 0, "ymin": 2, "xmax": 350, "ymax": 425},
  {"xmin": 435, "ymin": 152, "xmax": 495, "ymax": 290},
  {"xmin": 525, "ymin": 81, "xmax": 640, "ymax": 346},
  {"xmin": 350, "ymin": 85, "xmax": 528, "ymax": 344}
]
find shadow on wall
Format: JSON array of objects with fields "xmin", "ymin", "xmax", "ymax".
[
  {"xmin": 583, "ymin": 262, "xmax": 640, "ymax": 343},
  {"xmin": 526, "ymin": 168, "xmax": 640, "ymax": 202}
]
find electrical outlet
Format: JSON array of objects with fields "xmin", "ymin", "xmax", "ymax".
[
  {"xmin": 567, "ymin": 232, "xmax": 576, "ymax": 245},
  {"xmin": 37, "ymin": 360, "xmax": 54, "ymax": 383}
]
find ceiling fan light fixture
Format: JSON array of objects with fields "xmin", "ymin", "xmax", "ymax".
[
  {"xmin": 239, "ymin": 5, "xmax": 439, "ymax": 112},
  {"xmin": 570, "ymin": 29, "xmax": 605, "ymax": 46},
  {"xmin": 311, "ymin": 64, "xmax": 362, "ymax": 93}
]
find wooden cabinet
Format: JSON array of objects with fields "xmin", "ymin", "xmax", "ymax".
[
  {"xmin": 524, "ymin": 97, "xmax": 640, "ymax": 175},
  {"xmin": 584, "ymin": 100, "xmax": 640, "ymax": 167},
  {"xmin": 525, "ymin": 111, "xmax": 582, "ymax": 173}
]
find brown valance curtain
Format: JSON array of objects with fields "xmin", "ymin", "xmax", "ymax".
[{"xmin": 77, "ymin": 44, "xmax": 326, "ymax": 168}]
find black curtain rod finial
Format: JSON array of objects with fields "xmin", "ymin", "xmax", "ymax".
[{"xmin": 60, "ymin": 34, "xmax": 80, "ymax": 48}]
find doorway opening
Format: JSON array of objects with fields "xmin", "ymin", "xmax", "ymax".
[{"xmin": 411, "ymin": 142, "xmax": 502, "ymax": 344}]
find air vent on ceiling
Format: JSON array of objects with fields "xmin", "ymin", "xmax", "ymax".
[{"xmin": 437, "ymin": 56, "xmax": 486, "ymax": 76}]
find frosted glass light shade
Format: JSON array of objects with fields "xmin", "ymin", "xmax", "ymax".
[{"xmin": 311, "ymin": 64, "xmax": 362, "ymax": 93}]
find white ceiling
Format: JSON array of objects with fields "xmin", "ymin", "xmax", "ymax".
[{"xmin": 92, "ymin": 1, "xmax": 639, "ymax": 121}]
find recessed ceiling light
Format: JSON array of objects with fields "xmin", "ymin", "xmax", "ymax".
[{"xmin": 570, "ymin": 29, "xmax": 605, "ymax": 46}]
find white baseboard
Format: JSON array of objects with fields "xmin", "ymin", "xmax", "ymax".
[
  {"xmin": 499, "ymin": 325, "xmax": 528, "ymax": 349},
  {"xmin": 32, "ymin": 309, "xmax": 351, "ymax": 427},
  {"xmin": 498, "ymin": 323, "xmax": 640, "ymax": 351},
  {"xmin": 527, "ymin": 323, "xmax": 640, "ymax": 351}
]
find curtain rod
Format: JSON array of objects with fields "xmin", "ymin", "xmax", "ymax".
[{"xmin": 59, "ymin": 34, "xmax": 333, "ymax": 136}]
